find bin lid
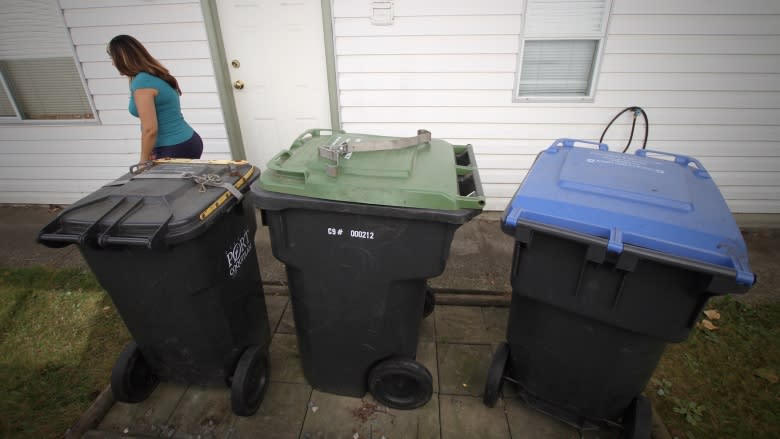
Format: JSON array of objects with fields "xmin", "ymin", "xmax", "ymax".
[
  {"xmin": 38, "ymin": 159, "xmax": 259, "ymax": 248},
  {"xmin": 503, "ymin": 139, "xmax": 754, "ymax": 286},
  {"xmin": 256, "ymin": 129, "xmax": 485, "ymax": 211}
]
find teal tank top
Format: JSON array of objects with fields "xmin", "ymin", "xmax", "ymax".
[{"xmin": 129, "ymin": 72, "xmax": 194, "ymax": 147}]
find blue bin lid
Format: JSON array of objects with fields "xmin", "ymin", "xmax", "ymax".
[{"xmin": 503, "ymin": 139, "xmax": 754, "ymax": 286}]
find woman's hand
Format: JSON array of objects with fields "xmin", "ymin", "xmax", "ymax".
[{"xmin": 133, "ymin": 88, "xmax": 159, "ymax": 162}]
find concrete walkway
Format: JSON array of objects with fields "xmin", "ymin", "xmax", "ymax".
[
  {"xmin": 2, "ymin": 205, "xmax": 778, "ymax": 439},
  {"xmin": 82, "ymin": 295, "xmax": 623, "ymax": 439}
]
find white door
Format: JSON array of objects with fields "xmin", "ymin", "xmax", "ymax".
[{"xmin": 216, "ymin": 0, "xmax": 332, "ymax": 168}]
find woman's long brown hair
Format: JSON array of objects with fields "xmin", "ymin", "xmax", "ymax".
[{"xmin": 108, "ymin": 35, "xmax": 182, "ymax": 95}]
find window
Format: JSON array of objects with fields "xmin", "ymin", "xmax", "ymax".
[
  {"xmin": 515, "ymin": 0, "xmax": 612, "ymax": 101},
  {"xmin": 0, "ymin": 0, "xmax": 95, "ymax": 122}
]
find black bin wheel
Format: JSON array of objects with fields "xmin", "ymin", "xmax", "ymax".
[
  {"xmin": 111, "ymin": 340, "xmax": 159, "ymax": 403},
  {"xmin": 368, "ymin": 358, "xmax": 433, "ymax": 410},
  {"xmin": 423, "ymin": 285, "xmax": 436, "ymax": 318},
  {"xmin": 483, "ymin": 342, "xmax": 510, "ymax": 407},
  {"xmin": 231, "ymin": 345, "xmax": 270, "ymax": 417},
  {"xmin": 622, "ymin": 395, "xmax": 652, "ymax": 439}
]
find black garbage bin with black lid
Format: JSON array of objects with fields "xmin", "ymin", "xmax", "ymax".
[
  {"xmin": 38, "ymin": 159, "xmax": 272, "ymax": 416},
  {"xmin": 250, "ymin": 129, "xmax": 485, "ymax": 410},
  {"xmin": 482, "ymin": 139, "xmax": 756, "ymax": 439}
]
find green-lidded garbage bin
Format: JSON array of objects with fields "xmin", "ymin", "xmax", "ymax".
[
  {"xmin": 249, "ymin": 129, "xmax": 484, "ymax": 409},
  {"xmin": 482, "ymin": 139, "xmax": 756, "ymax": 438},
  {"xmin": 38, "ymin": 159, "xmax": 272, "ymax": 416}
]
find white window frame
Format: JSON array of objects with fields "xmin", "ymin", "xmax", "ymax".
[
  {"xmin": 513, "ymin": 0, "xmax": 613, "ymax": 103},
  {"xmin": 0, "ymin": 71, "xmax": 23, "ymax": 120},
  {"xmin": 0, "ymin": 0, "xmax": 97, "ymax": 124}
]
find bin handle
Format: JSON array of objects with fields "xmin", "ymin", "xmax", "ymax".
[
  {"xmin": 453, "ymin": 144, "xmax": 486, "ymax": 209},
  {"xmin": 266, "ymin": 150, "xmax": 308, "ymax": 184},
  {"xmin": 268, "ymin": 150, "xmax": 291, "ymax": 169},
  {"xmin": 96, "ymin": 198, "xmax": 170, "ymax": 249},
  {"xmin": 636, "ymin": 149, "xmax": 710, "ymax": 178},
  {"xmin": 99, "ymin": 236, "xmax": 154, "ymax": 247},
  {"xmin": 289, "ymin": 128, "xmax": 344, "ymax": 151},
  {"xmin": 37, "ymin": 232, "xmax": 81, "ymax": 247},
  {"xmin": 318, "ymin": 129, "xmax": 432, "ymax": 177},
  {"xmin": 549, "ymin": 138, "xmax": 609, "ymax": 152},
  {"xmin": 129, "ymin": 160, "xmax": 154, "ymax": 175},
  {"xmin": 37, "ymin": 196, "xmax": 125, "ymax": 248}
]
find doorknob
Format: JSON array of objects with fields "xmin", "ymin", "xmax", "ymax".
[
  {"xmin": 231, "ymin": 59, "xmax": 240, "ymax": 68},
  {"xmin": 233, "ymin": 80, "xmax": 245, "ymax": 90}
]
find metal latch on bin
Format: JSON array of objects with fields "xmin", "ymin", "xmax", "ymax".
[
  {"xmin": 318, "ymin": 129, "xmax": 432, "ymax": 177},
  {"xmin": 119, "ymin": 160, "xmax": 249, "ymax": 200},
  {"xmin": 608, "ymin": 227, "xmax": 624, "ymax": 254}
]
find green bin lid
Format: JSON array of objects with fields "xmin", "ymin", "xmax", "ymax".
[{"xmin": 257, "ymin": 129, "xmax": 485, "ymax": 211}]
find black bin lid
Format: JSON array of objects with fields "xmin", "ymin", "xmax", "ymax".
[{"xmin": 38, "ymin": 159, "xmax": 259, "ymax": 248}]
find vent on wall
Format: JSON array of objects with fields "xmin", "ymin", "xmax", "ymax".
[{"xmin": 371, "ymin": 1, "xmax": 393, "ymax": 26}]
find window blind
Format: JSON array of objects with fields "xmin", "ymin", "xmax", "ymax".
[
  {"xmin": 524, "ymin": 0, "xmax": 608, "ymax": 36},
  {"xmin": 518, "ymin": 40, "xmax": 598, "ymax": 96},
  {"xmin": 516, "ymin": 0, "xmax": 609, "ymax": 99},
  {"xmin": 0, "ymin": 0, "xmax": 93, "ymax": 120}
]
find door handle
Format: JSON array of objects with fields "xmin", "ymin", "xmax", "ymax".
[{"xmin": 233, "ymin": 80, "xmax": 245, "ymax": 90}]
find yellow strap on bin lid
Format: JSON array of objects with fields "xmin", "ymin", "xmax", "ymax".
[{"xmin": 199, "ymin": 166, "xmax": 255, "ymax": 221}]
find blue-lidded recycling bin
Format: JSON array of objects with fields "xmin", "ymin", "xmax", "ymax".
[{"xmin": 483, "ymin": 139, "xmax": 755, "ymax": 438}]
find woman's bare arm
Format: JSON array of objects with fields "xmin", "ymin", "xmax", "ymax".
[{"xmin": 133, "ymin": 88, "xmax": 159, "ymax": 162}]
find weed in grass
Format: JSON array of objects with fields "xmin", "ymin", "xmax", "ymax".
[
  {"xmin": 650, "ymin": 377, "xmax": 673, "ymax": 397},
  {"xmin": 671, "ymin": 398, "xmax": 706, "ymax": 427},
  {"xmin": 682, "ymin": 353, "xmax": 700, "ymax": 373},
  {"xmin": 648, "ymin": 297, "xmax": 780, "ymax": 439},
  {"xmin": 0, "ymin": 267, "xmax": 129, "ymax": 439},
  {"xmin": 701, "ymin": 330, "xmax": 719, "ymax": 344}
]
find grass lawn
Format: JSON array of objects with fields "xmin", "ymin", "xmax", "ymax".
[
  {"xmin": 0, "ymin": 267, "xmax": 777, "ymax": 438},
  {"xmin": 647, "ymin": 297, "xmax": 780, "ymax": 439},
  {"xmin": 0, "ymin": 267, "xmax": 129, "ymax": 439}
]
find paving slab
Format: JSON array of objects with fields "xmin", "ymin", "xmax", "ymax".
[
  {"xmin": 253, "ymin": 214, "xmax": 287, "ymax": 285},
  {"xmin": 439, "ymin": 395, "xmax": 511, "ymax": 439},
  {"xmin": 164, "ymin": 387, "xmax": 235, "ymax": 439},
  {"xmin": 415, "ymin": 341, "xmax": 438, "ymax": 393},
  {"xmin": 428, "ymin": 214, "xmax": 514, "ymax": 294},
  {"xmin": 419, "ymin": 312, "xmax": 435, "ymax": 342},
  {"xmin": 482, "ymin": 306, "xmax": 510, "ymax": 343},
  {"xmin": 504, "ymin": 397, "xmax": 620, "ymax": 439},
  {"xmin": 97, "ymin": 382, "xmax": 187, "ymax": 437},
  {"xmin": 265, "ymin": 295, "xmax": 289, "ymax": 333},
  {"xmin": 437, "ymin": 343, "xmax": 492, "ymax": 397},
  {"xmin": 230, "ymin": 382, "xmax": 312, "ymax": 439},
  {"xmin": 269, "ymin": 332, "xmax": 307, "ymax": 384},
  {"xmin": 82, "ymin": 432, "xmax": 159, "ymax": 439},
  {"xmin": 300, "ymin": 390, "xmax": 440, "ymax": 439},
  {"xmin": 435, "ymin": 305, "xmax": 492, "ymax": 344},
  {"xmin": 277, "ymin": 301, "xmax": 297, "ymax": 334}
]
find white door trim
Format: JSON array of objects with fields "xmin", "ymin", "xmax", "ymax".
[{"xmin": 199, "ymin": 0, "xmax": 340, "ymax": 160}]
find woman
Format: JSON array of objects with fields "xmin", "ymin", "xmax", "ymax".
[{"xmin": 107, "ymin": 35, "xmax": 203, "ymax": 162}]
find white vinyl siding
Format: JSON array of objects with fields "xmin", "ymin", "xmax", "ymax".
[
  {"xmin": 0, "ymin": 0, "xmax": 779, "ymax": 214},
  {"xmin": 0, "ymin": 0, "xmax": 228, "ymax": 204},
  {"xmin": 333, "ymin": 0, "xmax": 780, "ymax": 213}
]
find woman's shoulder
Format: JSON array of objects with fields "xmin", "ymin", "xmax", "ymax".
[{"xmin": 131, "ymin": 72, "xmax": 163, "ymax": 90}]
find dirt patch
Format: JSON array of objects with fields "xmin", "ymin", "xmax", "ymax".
[
  {"xmin": 351, "ymin": 400, "xmax": 382, "ymax": 422},
  {"xmin": 737, "ymin": 231, "xmax": 780, "ymax": 305}
]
